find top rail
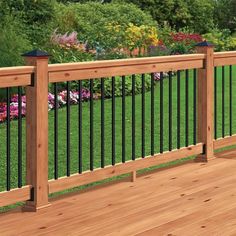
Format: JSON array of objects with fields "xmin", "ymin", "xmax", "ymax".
[
  {"xmin": 0, "ymin": 66, "xmax": 35, "ymax": 88},
  {"xmin": 0, "ymin": 51, "xmax": 236, "ymax": 88},
  {"xmin": 48, "ymin": 54, "xmax": 205, "ymax": 83},
  {"xmin": 214, "ymin": 51, "xmax": 236, "ymax": 66}
]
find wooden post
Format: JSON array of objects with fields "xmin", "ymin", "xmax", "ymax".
[
  {"xmin": 23, "ymin": 50, "xmax": 50, "ymax": 211},
  {"xmin": 195, "ymin": 41, "xmax": 215, "ymax": 162}
]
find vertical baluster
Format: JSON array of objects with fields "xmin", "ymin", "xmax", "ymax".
[
  {"xmin": 6, "ymin": 88, "xmax": 10, "ymax": 191},
  {"xmin": 193, "ymin": 69, "xmax": 197, "ymax": 145},
  {"xmin": 78, "ymin": 80, "xmax": 83, "ymax": 174},
  {"xmin": 66, "ymin": 82, "xmax": 70, "ymax": 176},
  {"xmin": 177, "ymin": 71, "xmax": 181, "ymax": 149},
  {"xmin": 222, "ymin": 66, "xmax": 225, "ymax": 138},
  {"xmin": 160, "ymin": 72, "xmax": 164, "ymax": 153},
  {"xmin": 18, "ymin": 87, "xmax": 22, "ymax": 188},
  {"xmin": 142, "ymin": 74, "xmax": 145, "ymax": 158},
  {"xmin": 90, "ymin": 79, "xmax": 94, "ymax": 170},
  {"xmin": 78, "ymin": 80, "xmax": 82, "ymax": 174},
  {"xmin": 168, "ymin": 71, "xmax": 172, "ymax": 151},
  {"xmin": 122, "ymin": 76, "xmax": 126, "ymax": 163},
  {"xmin": 229, "ymin": 65, "xmax": 232, "ymax": 136},
  {"xmin": 101, "ymin": 78, "xmax": 105, "ymax": 168},
  {"xmin": 132, "ymin": 74, "xmax": 136, "ymax": 160},
  {"xmin": 112, "ymin": 76, "xmax": 115, "ymax": 165},
  {"xmin": 185, "ymin": 70, "xmax": 189, "ymax": 147},
  {"xmin": 151, "ymin": 73, "xmax": 155, "ymax": 156},
  {"xmin": 214, "ymin": 67, "xmax": 217, "ymax": 139},
  {"xmin": 54, "ymin": 83, "xmax": 58, "ymax": 179}
]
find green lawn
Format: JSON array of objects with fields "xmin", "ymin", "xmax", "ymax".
[{"xmin": 0, "ymin": 66, "xmax": 236, "ymax": 192}]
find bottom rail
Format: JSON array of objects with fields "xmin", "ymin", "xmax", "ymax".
[
  {"xmin": 214, "ymin": 135, "xmax": 236, "ymax": 150},
  {"xmin": 49, "ymin": 143, "xmax": 203, "ymax": 194},
  {"xmin": 0, "ymin": 185, "xmax": 31, "ymax": 208}
]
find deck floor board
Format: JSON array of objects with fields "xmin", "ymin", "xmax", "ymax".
[{"xmin": 1, "ymin": 150, "xmax": 236, "ymax": 235}]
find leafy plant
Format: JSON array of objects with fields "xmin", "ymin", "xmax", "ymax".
[
  {"xmin": 53, "ymin": 2, "xmax": 156, "ymax": 51},
  {"xmin": 0, "ymin": 15, "xmax": 31, "ymax": 67},
  {"xmin": 203, "ymin": 28, "xmax": 236, "ymax": 51}
]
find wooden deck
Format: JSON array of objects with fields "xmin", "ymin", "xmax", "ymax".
[{"xmin": 1, "ymin": 149, "xmax": 236, "ymax": 236}]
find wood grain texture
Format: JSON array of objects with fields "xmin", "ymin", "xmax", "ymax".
[
  {"xmin": 48, "ymin": 54, "xmax": 205, "ymax": 82},
  {"xmin": 48, "ymin": 54, "xmax": 205, "ymax": 72},
  {"xmin": 0, "ymin": 149, "xmax": 236, "ymax": 235},
  {"xmin": 24, "ymin": 56, "xmax": 50, "ymax": 211},
  {"xmin": 196, "ymin": 46, "xmax": 215, "ymax": 161},
  {"xmin": 214, "ymin": 135, "xmax": 236, "ymax": 150},
  {"xmin": 48, "ymin": 143, "xmax": 203, "ymax": 194},
  {"xmin": 214, "ymin": 51, "xmax": 236, "ymax": 66},
  {"xmin": 0, "ymin": 66, "xmax": 34, "ymax": 76},
  {"xmin": 0, "ymin": 185, "xmax": 31, "ymax": 207},
  {"xmin": 0, "ymin": 74, "xmax": 32, "ymax": 88}
]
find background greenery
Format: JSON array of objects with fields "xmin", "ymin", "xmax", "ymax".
[{"xmin": 0, "ymin": 0, "xmax": 236, "ymax": 68}]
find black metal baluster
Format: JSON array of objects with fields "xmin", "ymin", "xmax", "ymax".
[
  {"xmin": 151, "ymin": 73, "xmax": 154, "ymax": 156},
  {"xmin": 101, "ymin": 78, "xmax": 105, "ymax": 168},
  {"xmin": 177, "ymin": 71, "xmax": 181, "ymax": 149},
  {"xmin": 6, "ymin": 88, "xmax": 10, "ymax": 191},
  {"xmin": 193, "ymin": 69, "xmax": 197, "ymax": 145},
  {"xmin": 142, "ymin": 74, "xmax": 145, "ymax": 158},
  {"xmin": 112, "ymin": 76, "xmax": 115, "ymax": 165},
  {"xmin": 90, "ymin": 79, "xmax": 94, "ymax": 170},
  {"xmin": 66, "ymin": 82, "xmax": 70, "ymax": 176},
  {"xmin": 160, "ymin": 72, "xmax": 163, "ymax": 153},
  {"xmin": 132, "ymin": 74, "xmax": 136, "ymax": 160},
  {"xmin": 54, "ymin": 83, "xmax": 58, "ymax": 179},
  {"xmin": 122, "ymin": 76, "xmax": 126, "ymax": 163},
  {"xmin": 229, "ymin": 65, "xmax": 233, "ymax": 136},
  {"xmin": 18, "ymin": 87, "xmax": 22, "ymax": 188},
  {"xmin": 222, "ymin": 66, "xmax": 225, "ymax": 138},
  {"xmin": 214, "ymin": 67, "xmax": 217, "ymax": 139},
  {"xmin": 185, "ymin": 70, "xmax": 189, "ymax": 147},
  {"xmin": 168, "ymin": 71, "xmax": 172, "ymax": 151},
  {"xmin": 78, "ymin": 80, "xmax": 82, "ymax": 174}
]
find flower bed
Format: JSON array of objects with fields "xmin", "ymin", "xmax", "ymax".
[
  {"xmin": 0, "ymin": 72, "xmax": 164, "ymax": 123},
  {"xmin": 0, "ymin": 88, "xmax": 94, "ymax": 123}
]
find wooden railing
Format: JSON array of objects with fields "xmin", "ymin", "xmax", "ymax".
[{"xmin": 0, "ymin": 42, "xmax": 235, "ymax": 211}]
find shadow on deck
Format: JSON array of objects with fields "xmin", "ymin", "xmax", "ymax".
[{"xmin": 1, "ymin": 149, "xmax": 236, "ymax": 236}]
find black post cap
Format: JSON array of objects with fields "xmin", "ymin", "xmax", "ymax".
[
  {"xmin": 22, "ymin": 49, "xmax": 50, "ymax": 57},
  {"xmin": 195, "ymin": 40, "xmax": 214, "ymax": 47}
]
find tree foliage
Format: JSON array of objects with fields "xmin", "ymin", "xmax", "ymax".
[
  {"xmin": 0, "ymin": 0, "xmax": 56, "ymax": 46},
  {"xmin": 213, "ymin": 0, "xmax": 236, "ymax": 32},
  {"xmin": 113, "ymin": 0, "xmax": 214, "ymax": 34},
  {"xmin": 54, "ymin": 2, "xmax": 156, "ymax": 49}
]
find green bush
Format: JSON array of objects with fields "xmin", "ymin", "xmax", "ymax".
[
  {"xmin": 50, "ymin": 74, "xmax": 154, "ymax": 98},
  {"xmin": 0, "ymin": 16, "xmax": 31, "ymax": 67},
  {"xmin": 203, "ymin": 29, "xmax": 236, "ymax": 51},
  {"xmin": 0, "ymin": 0, "xmax": 56, "ymax": 47},
  {"xmin": 214, "ymin": 0, "xmax": 236, "ymax": 33},
  {"xmin": 115, "ymin": 0, "xmax": 214, "ymax": 34},
  {"xmin": 53, "ymin": 2, "xmax": 156, "ymax": 50}
]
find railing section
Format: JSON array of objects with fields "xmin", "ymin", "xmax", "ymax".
[{"xmin": 0, "ymin": 45, "xmax": 236, "ymax": 211}]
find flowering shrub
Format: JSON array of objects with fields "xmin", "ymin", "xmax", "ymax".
[
  {"xmin": 203, "ymin": 29, "xmax": 236, "ymax": 51},
  {"xmin": 104, "ymin": 22, "xmax": 159, "ymax": 57},
  {"xmin": 51, "ymin": 30, "xmax": 88, "ymax": 52},
  {"xmin": 0, "ymin": 95, "xmax": 26, "ymax": 122},
  {"xmin": 0, "ymin": 88, "xmax": 97, "ymax": 123},
  {"xmin": 0, "ymin": 73, "xmax": 167, "ymax": 123},
  {"xmin": 124, "ymin": 23, "xmax": 159, "ymax": 56},
  {"xmin": 47, "ymin": 30, "xmax": 96, "ymax": 63},
  {"xmin": 169, "ymin": 32, "xmax": 203, "ymax": 54},
  {"xmin": 171, "ymin": 32, "xmax": 203, "ymax": 44}
]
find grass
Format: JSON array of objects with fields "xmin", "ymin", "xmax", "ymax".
[{"xmin": 0, "ymin": 66, "xmax": 236, "ymax": 194}]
